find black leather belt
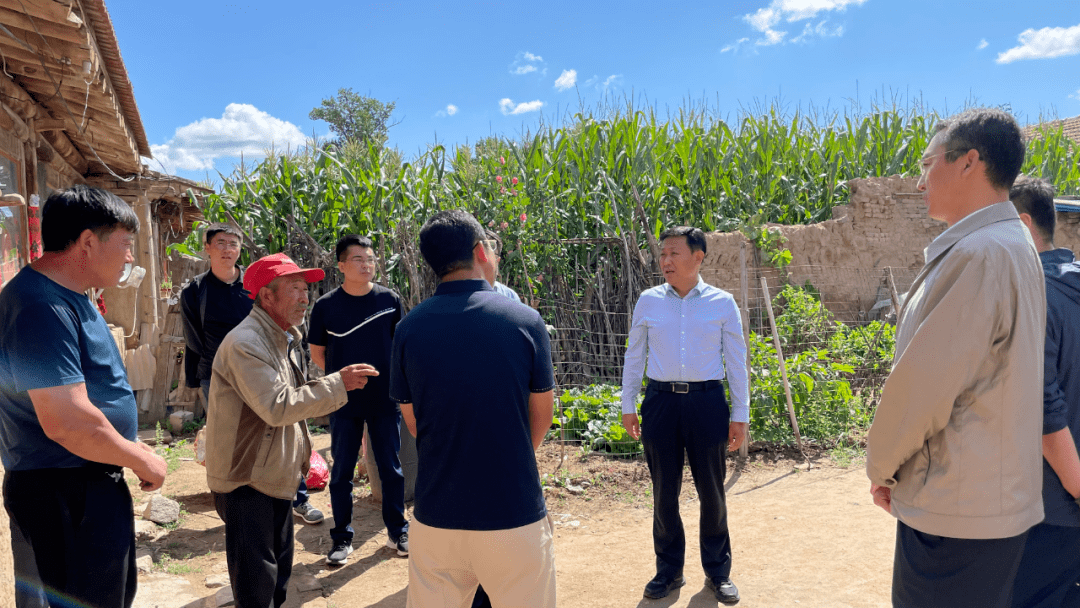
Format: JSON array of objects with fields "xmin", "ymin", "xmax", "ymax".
[{"xmin": 648, "ymin": 379, "xmax": 722, "ymax": 393}]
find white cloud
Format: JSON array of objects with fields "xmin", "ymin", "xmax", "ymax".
[
  {"xmin": 435, "ymin": 104, "xmax": 459, "ymax": 118},
  {"xmin": 150, "ymin": 103, "xmax": 306, "ymax": 172},
  {"xmin": 554, "ymin": 69, "xmax": 577, "ymax": 91},
  {"xmin": 1071, "ymin": 89, "xmax": 1080, "ymax": 101},
  {"xmin": 510, "ymin": 51, "xmax": 545, "ymax": 76},
  {"xmin": 977, "ymin": 39, "xmax": 989, "ymax": 50},
  {"xmin": 997, "ymin": 23, "xmax": 1080, "ymax": 63},
  {"xmin": 721, "ymin": 37, "xmax": 750, "ymax": 53},
  {"xmin": 741, "ymin": 0, "xmax": 867, "ymax": 46},
  {"xmin": 791, "ymin": 20, "xmax": 843, "ymax": 43},
  {"xmin": 499, "ymin": 98, "xmax": 544, "ymax": 115},
  {"xmin": 584, "ymin": 74, "xmax": 623, "ymax": 92}
]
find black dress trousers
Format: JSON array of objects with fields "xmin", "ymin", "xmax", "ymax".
[{"xmin": 640, "ymin": 383, "xmax": 732, "ymax": 579}]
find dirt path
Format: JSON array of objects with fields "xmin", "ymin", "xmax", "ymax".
[{"xmin": 133, "ymin": 437, "xmax": 895, "ymax": 608}]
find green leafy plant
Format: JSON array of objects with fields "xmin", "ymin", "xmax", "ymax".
[
  {"xmin": 742, "ymin": 223, "xmax": 792, "ymax": 270},
  {"xmin": 551, "ymin": 385, "xmax": 642, "ymax": 455}
]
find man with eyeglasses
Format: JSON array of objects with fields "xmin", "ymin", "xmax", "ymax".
[
  {"xmin": 481, "ymin": 231, "xmax": 523, "ymax": 304},
  {"xmin": 865, "ymin": 108, "xmax": 1045, "ymax": 608},
  {"xmin": 180, "ymin": 223, "xmax": 323, "ymax": 525},
  {"xmin": 309, "ymin": 234, "xmax": 408, "ymax": 565}
]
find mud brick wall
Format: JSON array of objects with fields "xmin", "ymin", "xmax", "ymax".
[{"xmin": 699, "ymin": 175, "xmax": 1079, "ymax": 323}]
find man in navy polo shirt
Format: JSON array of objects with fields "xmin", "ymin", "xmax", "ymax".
[
  {"xmin": 0, "ymin": 185, "xmax": 168, "ymax": 608},
  {"xmin": 391, "ymin": 210, "xmax": 556, "ymax": 607}
]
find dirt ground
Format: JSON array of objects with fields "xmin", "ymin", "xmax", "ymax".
[{"xmin": 130, "ymin": 435, "xmax": 896, "ymax": 608}]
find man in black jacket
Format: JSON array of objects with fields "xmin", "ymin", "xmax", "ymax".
[
  {"xmin": 180, "ymin": 223, "xmax": 323, "ymax": 525},
  {"xmin": 1010, "ymin": 177, "xmax": 1080, "ymax": 607}
]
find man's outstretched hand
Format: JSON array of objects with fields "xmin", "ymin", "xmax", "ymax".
[{"xmin": 340, "ymin": 364, "xmax": 379, "ymax": 391}]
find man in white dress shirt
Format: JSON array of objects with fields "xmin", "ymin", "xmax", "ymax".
[{"xmin": 621, "ymin": 226, "xmax": 749, "ymax": 605}]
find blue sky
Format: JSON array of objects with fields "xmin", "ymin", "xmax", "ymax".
[{"xmin": 105, "ymin": 0, "xmax": 1080, "ymax": 184}]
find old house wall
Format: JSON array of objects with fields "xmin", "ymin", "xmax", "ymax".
[{"xmin": 700, "ymin": 175, "xmax": 1079, "ymax": 322}]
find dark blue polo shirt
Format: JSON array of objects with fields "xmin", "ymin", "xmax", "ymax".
[
  {"xmin": 390, "ymin": 279, "xmax": 554, "ymax": 530},
  {"xmin": 0, "ymin": 266, "xmax": 138, "ymax": 470}
]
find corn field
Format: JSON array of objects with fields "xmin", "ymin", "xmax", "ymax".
[{"xmin": 185, "ymin": 101, "xmax": 1080, "ymax": 392}]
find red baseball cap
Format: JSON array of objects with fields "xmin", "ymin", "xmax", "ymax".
[{"xmin": 243, "ymin": 253, "xmax": 325, "ymax": 299}]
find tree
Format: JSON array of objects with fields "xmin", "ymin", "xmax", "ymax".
[{"xmin": 309, "ymin": 88, "xmax": 397, "ymax": 146}]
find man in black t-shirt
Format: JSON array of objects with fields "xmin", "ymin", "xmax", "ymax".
[
  {"xmin": 309, "ymin": 235, "xmax": 408, "ymax": 566},
  {"xmin": 391, "ymin": 211, "xmax": 556, "ymax": 607}
]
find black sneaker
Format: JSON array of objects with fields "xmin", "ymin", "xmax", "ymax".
[
  {"xmin": 326, "ymin": 542, "xmax": 353, "ymax": 566},
  {"xmin": 386, "ymin": 532, "xmax": 408, "ymax": 556},
  {"xmin": 705, "ymin": 576, "xmax": 740, "ymax": 605},
  {"xmin": 293, "ymin": 502, "xmax": 324, "ymax": 524}
]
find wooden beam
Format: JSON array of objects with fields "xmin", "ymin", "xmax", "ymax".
[
  {"xmin": 0, "ymin": 7, "xmax": 89, "ymax": 46},
  {"xmin": 10, "ymin": 0, "xmax": 81, "ymax": 26},
  {"xmin": 0, "ymin": 26, "xmax": 89, "ymax": 57},
  {"xmin": 0, "ymin": 37, "xmax": 87, "ymax": 73},
  {"xmin": 0, "ymin": 73, "xmax": 40, "ymax": 120},
  {"xmin": 15, "ymin": 76, "xmax": 121, "ymax": 117},
  {"xmin": 34, "ymin": 118, "xmax": 65, "ymax": 131},
  {"xmin": 39, "ymin": 128, "xmax": 88, "ymax": 173}
]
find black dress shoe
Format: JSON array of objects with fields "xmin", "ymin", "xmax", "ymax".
[
  {"xmin": 643, "ymin": 573, "xmax": 686, "ymax": 599},
  {"xmin": 705, "ymin": 576, "xmax": 740, "ymax": 605}
]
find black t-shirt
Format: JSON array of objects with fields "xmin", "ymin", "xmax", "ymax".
[
  {"xmin": 179, "ymin": 267, "xmax": 252, "ymax": 386},
  {"xmin": 390, "ymin": 279, "xmax": 555, "ymax": 531},
  {"xmin": 309, "ymin": 284, "xmax": 402, "ymax": 415}
]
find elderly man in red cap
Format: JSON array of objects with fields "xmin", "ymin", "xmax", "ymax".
[{"xmin": 205, "ymin": 253, "xmax": 378, "ymax": 608}]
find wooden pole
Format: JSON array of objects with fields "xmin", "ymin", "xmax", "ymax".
[
  {"xmin": 887, "ymin": 268, "xmax": 903, "ymax": 320},
  {"xmin": 759, "ymin": 277, "xmax": 806, "ymax": 458},
  {"xmin": 739, "ymin": 242, "xmax": 750, "ymax": 458}
]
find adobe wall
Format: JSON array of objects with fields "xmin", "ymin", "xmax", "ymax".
[{"xmin": 700, "ymin": 175, "xmax": 1080, "ymax": 323}]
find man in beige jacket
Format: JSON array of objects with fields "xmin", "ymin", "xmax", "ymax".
[
  {"xmin": 205, "ymin": 253, "xmax": 377, "ymax": 608},
  {"xmin": 866, "ymin": 108, "xmax": 1045, "ymax": 608}
]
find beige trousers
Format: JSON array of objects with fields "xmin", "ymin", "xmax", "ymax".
[{"xmin": 406, "ymin": 517, "xmax": 556, "ymax": 608}]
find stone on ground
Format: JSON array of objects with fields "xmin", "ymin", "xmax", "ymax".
[
  {"xmin": 137, "ymin": 429, "xmax": 173, "ymax": 446},
  {"xmin": 169, "ymin": 410, "xmax": 195, "ymax": 434},
  {"xmin": 143, "ymin": 495, "xmax": 181, "ymax": 525},
  {"xmin": 131, "ymin": 573, "xmax": 200, "ymax": 608},
  {"xmin": 204, "ymin": 574, "xmax": 229, "ymax": 588},
  {"xmin": 135, "ymin": 518, "xmax": 166, "ymax": 542}
]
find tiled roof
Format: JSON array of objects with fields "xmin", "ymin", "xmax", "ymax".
[{"xmin": 1024, "ymin": 115, "xmax": 1080, "ymax": 143}]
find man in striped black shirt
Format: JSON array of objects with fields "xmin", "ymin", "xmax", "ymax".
[
  {"xmin": 309, "ymin": 234, "xmax": 409, "ymax": 566},
  {"xmin": 621, "ymin": 226, "xmax": 750, "ymax": 605}
]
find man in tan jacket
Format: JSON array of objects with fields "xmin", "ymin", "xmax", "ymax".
[
  {"xmin": 866, "ymin": 108, "xmax": 1045, "ymax": 608},
  {"xmin": 205, "ymin": 253, "xmax": 377, "ymax": 608}
]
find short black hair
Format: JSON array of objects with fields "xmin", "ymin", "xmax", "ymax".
[
  {"xmin": 659, "ymin": 225, "xmax": 707, "ymax": 255},
  {"xmin": 204, "ymin": 222, "xmax": 242, "ymax": 245},
  {"xmin": 41, "ymin": 185, "xmax": 139, "ymax": 252},
  {"xmin": 419, "ymin": 210, "xmax": 484, "ymax": 278},
  {"xmin": 1010, "ymin": 175, "xmax": 1056, "ymax": 244},
  {"xmin": 933, "ymin": 108, "xmax": 1025, "ymax": 191},
  {"xmin": 335, "ymin": 234, "xmax": 374, "ymax": 262}
]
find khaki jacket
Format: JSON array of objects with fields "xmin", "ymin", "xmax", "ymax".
[
  {"xmin": 866, "ymin": 201, "xmax": 1045, "ymax": 539},
  {"xmin": 205, "ymin": 305, "xmax": 347, "ymax": 500}
]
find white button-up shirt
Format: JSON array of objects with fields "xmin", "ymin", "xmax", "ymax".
[{"xmin": 620, "ymin": 277, "xmax": 750, "ymax": 423}]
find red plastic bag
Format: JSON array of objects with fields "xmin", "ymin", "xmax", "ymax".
[{"xmin": 306, "ymin": 451, "xmax": 329, "ymax": 490}]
